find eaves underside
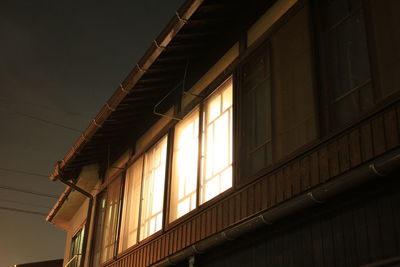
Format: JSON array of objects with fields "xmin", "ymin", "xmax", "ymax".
[{"xmin": 52, "ymin": 0, "xmax": 277, "ymax": 179}]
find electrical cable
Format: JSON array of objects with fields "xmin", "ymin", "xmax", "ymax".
[
  {"xmin": 0, "ymin": 198, "xmax": 52, "ymax": 209},
  {"xmin": 0, "ymin": 167, "xmax": 48, "ymax": 178},
  {"xmin": 0, "ymin": 206, "xmax": 48, "ymax": 216},
  {"xmin": 0, "ymin": 105, "xmax": 82, "ymax": 133},
  {"xmin": 0, "ymin": 185, "xmax": 58, "ymax": 199}
]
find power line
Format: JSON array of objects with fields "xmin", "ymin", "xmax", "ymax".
[
  {"xmin": 0, "ymin": 167, "xmax": 48, "ymax": 178},
  {"xmin": 0, "ymin": 198, "xmax": 52, "ymax": 209},
  {"xmin": 0, "ymin": 95, "xmax": 92, "ymax": 118},
  {"xmin": 0, "ymin": 206, "xmax": 47, "ymax": 216},
  {"xmin": 0, "ymin": 185, "xmax": 58, "ymax": 199},
  {"xmin": 0, "ymin": 105, "xmax": 82, "ymax": 133}
]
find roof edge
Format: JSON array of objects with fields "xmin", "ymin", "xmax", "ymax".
[{"xmin": 50, "ymin": 0, "xmax": 204, "ymax": 180}]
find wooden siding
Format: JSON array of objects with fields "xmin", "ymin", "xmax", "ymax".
[
  {"xmin": 106, "ymin": 102, "xmax": 400, "ymax": 267},
  {"xmin": 192, "ymin": 176, "xmax": 400, "ymax": 267}
]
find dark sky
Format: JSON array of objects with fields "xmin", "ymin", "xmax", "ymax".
[{"xmin": 0, "ymin": 1, "xmax": 184, "ymax": 266}]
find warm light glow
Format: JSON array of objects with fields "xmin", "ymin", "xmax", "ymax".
[
  {"xmin": 201, "ymin": 77, "xmax": 233, "ymax": 204},
  {"xmin": 118, "ymin": 157, "xmax": 143, "ymax": 252},
  {"xmin": 170, "ymin": 109, "xmax": 199, "ymax": 221},
  {"xmin": 100, "ymin": 178, "xmax": 121, "ymax": 264},
  {"xmin": 139, "ymin": 136, "xmax": 168, "ymax": 241}
]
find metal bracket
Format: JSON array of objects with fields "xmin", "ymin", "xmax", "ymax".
[
  {"xmin": 307, "ymin": 192, "xmax": 324, "ymax": 203},
  {"xmin": 176, "ymin": 11, "xmax": 187, "ymax": 24}
]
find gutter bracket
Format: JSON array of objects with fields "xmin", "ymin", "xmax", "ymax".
[
  {"xmin": 369, "ymin": 163, "xmax": 385, "ymax": 177},
  {"xmin": 307, "ymin": 191, "xmax": 324, "ymax": 204}
]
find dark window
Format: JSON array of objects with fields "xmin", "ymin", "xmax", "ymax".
[
  {"xmin": 316, "ymin": 0, "xmax": 373, "ymax": 130},
  {"xmin": 240, "ymin": 43, "xmax": 273, "ymax": 181},
  {"xmin": 239, "ymin": 4, "xmax": 317, "ymax": 184}
]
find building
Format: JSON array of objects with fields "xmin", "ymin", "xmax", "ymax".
[{"xmin": 46, "ymin": 0, "xmax": 400, "ymax": 266}]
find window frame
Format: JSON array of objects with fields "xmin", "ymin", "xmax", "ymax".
[
  {"xmin": 166, "ymin": 75, "xmax": 235, "ymax": 226},
  {"xmin": 312, "ymin": 0, "xmax": 378, "ymax": 133}
]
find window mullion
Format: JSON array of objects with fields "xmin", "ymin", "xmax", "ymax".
[
  {"xmin": 196, "ymin": 104, "xmax": 204, "ymax": 208},
  {"xmin": 136, "ymin": 155, "xmax": 146, "ymax": 243}
]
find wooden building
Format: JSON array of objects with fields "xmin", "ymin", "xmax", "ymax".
[{"xmin": 46, "ymin": 0, "xmax": 400, "ymax": 266}]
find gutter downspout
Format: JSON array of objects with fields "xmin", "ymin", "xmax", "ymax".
[
  {"xmin": 54, "ymin": 163, "xmax": 94, "ymax": 267},
  {"xmin": 152, "ymin": 150, "xmax": 400, "ymax": 267}
]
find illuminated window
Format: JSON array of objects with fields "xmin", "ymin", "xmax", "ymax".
[
  {"xmin": 169, "ymin": 77, "xmax": 233, "ymax": 222},
  {"xmin": 100, "ymin": 177, "xmax": 121, "ymax": 264},
  {"xmin": 139, "ymin": 136, "xmax": 168, "ymax": 241},
  {"xmin": 200, "ymin": 77, "xmax": 233, "ymax": 204},
  {"xmin": 170, "ymin": 109, "xmax": 199, "ymax": 221},
  {"xmin": 118, "ymin": 157, "xmax": 143, "ymax": 252}
]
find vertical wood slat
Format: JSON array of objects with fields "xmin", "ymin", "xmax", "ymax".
[
  {"xmin": 201, "ymin": 212, "xmax": 207, "ymax": 239},
  {"xmin": 205, "ymin": 209, "xmax": 212, "ymax": 237},
  {"xmin": 328, "ymin": 141, "xmax": 339, "ymax": 178},
  {"xmin": 360, "ymin": 122, "xmax": 374, "ymax": 161},
  {"xmin": 241, "ymin": 189, "xmax": 248, "ymax": 219},
  {"xmin": 338, "ymin": 135, "xmax": 350, "ymax": 173},
  {"xmin": 384, "ymin": 109, "xmax": 399, "ymax": 149},
  {"xmin": 292, "ymin": 161, "xmax": 301, "ymax": 195},
  {"xmin": 254, "ymin": 181, "xmax": 262, "ymax": 212},
  {"xmin": 371, "ymin": 116, "xmax": 386, "ymax": 156},
  {"xmin": 268, "ymin": 174, "xmax": 277, "ymax": 207},
  {"xmin": 181, "ymin": 223, "xmax": 187, "ymax": 249},
  {"xmin": 247, "ymin": 186, "xmax": 255, "ymax": 217},
  {"xmin": 228, "ymin": 196, "xmax": 235, "ymax": 226},
  {"xmin": 300, "ymin": 156, "xmax": 311, "ymax": 191},
  {"xmin": 186, "ymin": 220, "xmax": 191, "ymax": 247},
  {"xmin": 211, "ymin": 206, "xmax": 217, "ymax": 234},
  {"xmin": 349, "ymin": 128, "xmax": 362, "ymax": 168},
  {"xmin": 195, "ymin": 215, "xmax": 201, "ymax": 243},
  {"xmin": 283, "ymin": 165, "xmax": 292, "ymax": 200},
  {"xmin": 318, "ymin": 146, "xmax": 329, "ymax": 182},
  {"xmin": 276, "ymin": 170, "xmax": 284, "ymax": 203},
  {"xmin": 234, "ymin": 193, "xmax": 241, "ymax": 222},
  {"xmin": 261, "ymin": 177, "xmax": 269, "ymax": 210},
  {"xmin": 310, "ymin": 151, "xmax": 319, "ymax": 187}
]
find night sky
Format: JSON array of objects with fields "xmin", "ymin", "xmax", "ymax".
[{"xmin": 0, "ymin": 1, "xmax": 184, "ymax": 266}]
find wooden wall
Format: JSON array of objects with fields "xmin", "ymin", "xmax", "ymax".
[
  {"xmin": 193, "ymin": 174, "xmax": 400, "ymax": 267},
  {"xmin": 105, "ymin": 98, "xmax": 400, "ymax": 267}
]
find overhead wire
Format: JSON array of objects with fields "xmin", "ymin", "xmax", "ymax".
[
  {"xmin": 0, "ymin": 105, "xmax": 82, "ymax": 133},
  {"xmin": 0, "ymin": 185, "xmax": 58, "ymax": 199},
  {"xmin": 0, "ymin": 206, "xmax": 48, "ymax": 216},
  {"xmin": 0, "ymin": 95, "xmax": 92, "ymax": 119},
  {"xmin": 0, "ymin": 167, "xmax": 48, "ymax": 178},
  {"xmin": 0, "ymin": 198, "xmax": 52, "ymax": 209}
]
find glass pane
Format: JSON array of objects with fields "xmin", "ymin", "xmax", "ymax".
[
  {"xmin": 118, "ymin": 157, "xmax": 143, "ymax": 252},
  {"xmin": 170, "ymin": 109, "xmax": 199, "ymax": 221},
  {"xmin": 100, "ymin": 177, "xmax": 122, "ymax": 264},
  {"xmin": 200, "ymin": 77, "xmax": 233, "ymax": 204},
  {"xmin": 139, "ymin": 136, "xmax": 168, "ymax": 241},
  {"xmin": 331, "ymin": 92, "xmax": 359, "ymax": 129}
]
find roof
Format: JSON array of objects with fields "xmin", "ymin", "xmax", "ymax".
[{"xmin": 50, "ymin": 0, "xmax": 276, "ymax": 180}]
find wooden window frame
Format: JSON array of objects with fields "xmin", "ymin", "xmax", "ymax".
[
  {"xmin": 312, "ymin": 0, "xmax": 378, "ymax": 134},
  {"xmin": 167, "ymin": 76, "xmax": 235, "ymax": 226}
]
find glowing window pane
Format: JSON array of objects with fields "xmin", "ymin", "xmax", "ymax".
[
  {"xmin": 205, "ymin": 177, "xmax": 219, "ymax": 202},
  {"xmin": 208, "ymin": 94, "xmax": 221, "ymax": 122},
  {"xmin": 170, "ymin": 109, "xmax": 199, "ymax": 222},
  {"xmin": 140, "ymin": 136, "xmax": 168, "ymax": 241},
  {"xmin": 118, "ymin": 157, "xmax": 143, "ymax": 252},
  {"xmin": 201, "ymin": 77, "xmax": 233, "ymax": 204}
]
